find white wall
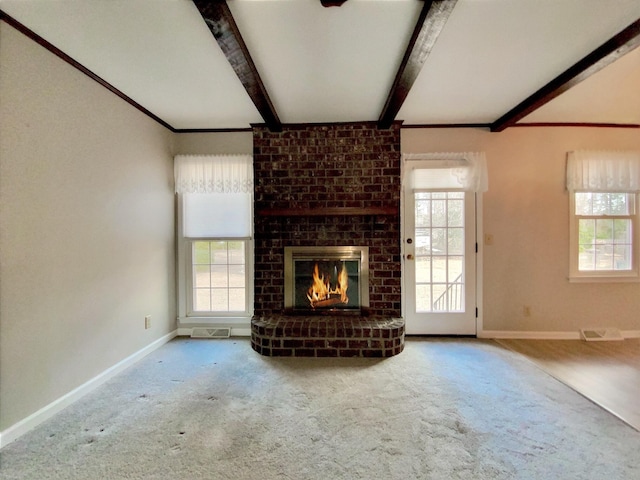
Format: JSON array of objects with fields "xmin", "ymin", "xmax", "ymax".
[
  {"xmin": 172, "ymin": 132, "xmax": 253, "ymax": 332},
  {"xmin": 402, "ymin": 127, "xmax": 640, "ymax": 335},
  {"xmin": 173, "ymin": 132, "xmax": 252, "ymax": 155},
  {"xmin": 0, "ymin": 23, "xmax": 176, "ymax": 430}
]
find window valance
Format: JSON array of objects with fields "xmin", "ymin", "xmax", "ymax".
[
  {"xmin": 174, "ymin": 154, "xmax": 253, "ymax": 194},
  {"xmin": 403, "ymin": 152, "xmax": 488, "ymax": 192},
  {"xmin": 566, "ymin": 150, "xmax": 640, "ymax": 192}
]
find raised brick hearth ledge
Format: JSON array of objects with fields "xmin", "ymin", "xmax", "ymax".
[{"xmin": 251, "ymin": 316, "xmax": 405, "ymax": 357}]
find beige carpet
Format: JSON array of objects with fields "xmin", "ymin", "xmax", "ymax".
[
  {"xmin": 1, "ymin": 337, "xmax": 640, "ymax": 479},
  {"xmin": 496, "ymin": 338, "xmax": 640, "ymax": 431}
]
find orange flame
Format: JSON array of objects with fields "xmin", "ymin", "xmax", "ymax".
[
  {"xmin": 307, "ymin": 262, "xmax": 349, "ymax": 308},
  {"xmin": 336, "ymin": 264, "xmax": 349, "ymax": 303}
]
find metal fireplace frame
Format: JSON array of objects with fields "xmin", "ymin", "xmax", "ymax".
[{"xmin": 284, "ymin": 246, "xmax": 369, "ymax": 312}]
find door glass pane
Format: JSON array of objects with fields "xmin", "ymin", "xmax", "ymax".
[
  {"xmin": 431, "ymin": 284, "xmax": 447, "ymax": 311},
  {"xmin": 447, "ymin": 199, "xmax": 464, "ymax": 227},
  {"xmin": 415, "ymin": 228, "xmax": 430, "ymax": 255},
  {"xmin": 431, "ymin": 200, "xmax": 447, "ymax": 227},
  {"xmin": 415, "ymin": 256, "xmax": 431, "ymax": 283},
  {"xmin": 448, "ymin": 256, "xmax": 464, "ymax": 279},
  {"xmin": 414, "ymin": 191, "xmax": 465, "ymax": 313},
  {"xmin": 431, "ymin": 228, "xmax": 446, "ymax": 253},
  {"xmin": 415, "ymin": 194, "xmax": 431, "ymax": 227},
  {"xmin": 432, "ymin": 257, "xmax": 447, "ymax": 283},
  {"xmin": 448, "ymin": 228, "xmax": 464, "ymax": 255}
]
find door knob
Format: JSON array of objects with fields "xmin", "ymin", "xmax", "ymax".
[{"xmin": 406, "ymin": 254, "xmax": 414, "ymax": 260}]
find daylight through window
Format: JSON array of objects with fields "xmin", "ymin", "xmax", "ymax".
[
  {"xmin": 567, "ymin": 150, "xmax": 640, "ymax": 281},
  {"xmin": 574, "ymin": 192, "xmax": 635, "ymax": 272}
]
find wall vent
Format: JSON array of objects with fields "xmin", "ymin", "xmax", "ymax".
[
  {"xmin": 191, "ymin": 328, "xmax": 231, "ymax": 339},
  {"xmin": 580, "ymin": 328, "xmax": 624, "ymax": 341}
]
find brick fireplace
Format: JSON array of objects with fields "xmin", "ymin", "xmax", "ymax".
[{"xmin": 251, "ymin": 122, "xmax": 404, "ymax": 357}]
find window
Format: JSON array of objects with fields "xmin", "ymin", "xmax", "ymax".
[
  {"xmin": 175, "ymin": 155, "xmax": 253, "ymax": 321},
  {"xmin": 190, "ymin": 240, "xmax": 248, "ymax": 313},
  {"xmin": 570, "ymin": 192, "xmax": 638, "ymax": 280},
  {"xmin": 567, "ymin": 151, "xmax": 640, "ymax": 282}
]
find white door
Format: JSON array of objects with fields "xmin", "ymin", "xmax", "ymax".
[{"xmin": 404, "ymin": 190, "xmax": 477, "ymax": 335}]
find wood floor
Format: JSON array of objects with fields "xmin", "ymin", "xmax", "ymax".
[{"xmin": 496, "ymin": 338, "xmax": 640, "ymax": 431}]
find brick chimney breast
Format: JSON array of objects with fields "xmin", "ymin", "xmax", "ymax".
[{"xmin": 253, "ymin": 122, "xmax": 401, "ymax": 318}]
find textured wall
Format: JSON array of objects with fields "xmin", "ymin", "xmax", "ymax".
[
  {"xmin": 253, "ymin": 123, "xmax": 402, "ymax": 317},
  {"xmin": 403, "ymin": 127, "xmax": 640, "ymax": 334},
  {"xmin": 0, "ymin": 23, "xmax": 175, "ymax": 431}
]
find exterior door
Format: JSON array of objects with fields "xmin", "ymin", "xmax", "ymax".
[{"xmin": 404, "ymin": 190, "xmax": 477, "ymax": 335}]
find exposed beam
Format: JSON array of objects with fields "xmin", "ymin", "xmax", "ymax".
[
  {"xmin": 378, "ymin": 0, "xmax": 457, "ymax": 129},
  {"xmin": 491, "ymin": 18, "xmax": 640, "ymax": 132},
  {"xmin": 513, "ymin": 122, "xmax": 640, "ymax": 129},
  {"xmin": 193, "ymin": 0, "xmax": 282, "ymax": 132},
  {"xmin": 401, "ymin": 123, "xmax": 490, "ymax": 130},
  {"xmin": 320, "ymin": 1, "xmax": 348, "ymax": 7}
]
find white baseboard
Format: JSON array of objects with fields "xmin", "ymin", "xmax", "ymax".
[
  {"xmin": 0, "ymin": 330, "xmax": 177, "ymax": 449},
  {"xmin": 480, "ymin": 330, "xmax": 640, "ymax": 340},
  {"xmin": 480, "ymin": 330, "xmax": 582, "ymax": 340}
]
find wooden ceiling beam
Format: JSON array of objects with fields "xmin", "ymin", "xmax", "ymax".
[
  {"xmin": 320, "ymin": 1, "xmax": 348, "ymax": 7},
  {"xmin": 491, "ymin": 18, "xmax": 640, "ymax": 132},
  {"xmin": 193, "ymin": 0, "xmax": 282, "ymax": 132},
  {"xmin": 377, "ymin": 0, "xmax": 457, "ymax": 129}
]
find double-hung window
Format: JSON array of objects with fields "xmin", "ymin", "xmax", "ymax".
[
  {"xmin": 567, "ymin": 151, "xmax": 640, "ymax": 282},
  {"xmin": 175, "ymin": 155, "xmax": 253, "ymax": 321}
]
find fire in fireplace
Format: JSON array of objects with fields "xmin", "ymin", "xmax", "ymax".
[{"xmin": 284, "ymin": 246, "xmax": 369, "ymax": 313}]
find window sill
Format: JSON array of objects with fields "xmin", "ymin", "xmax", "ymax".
[
  {"xmin": 569, "ymin": 274, "xmax": 640, "ymax": 283},
  {"xmin": 179, "ymin": 315, "xmax": 252, "ymax": 324}
]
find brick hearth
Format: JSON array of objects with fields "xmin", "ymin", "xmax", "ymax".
[
  {"xmin": 251, "ymin": 122, "xmax": 404, "ymax": 357},
  {"xmin": 251, "ymin": 316, "xmax": 405, "ymax": 358}
]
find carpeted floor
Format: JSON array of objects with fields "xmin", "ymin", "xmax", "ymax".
[{"xmin": 1, "ymin": 337, "xmax": 639, "ymax": 479}]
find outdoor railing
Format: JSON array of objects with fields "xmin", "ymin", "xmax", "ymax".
[{"xmin": 432, "ymin": 273, "xmax": 463, "ymax": 312}]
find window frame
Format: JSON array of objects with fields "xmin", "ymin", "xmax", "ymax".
[
  {"xmin": 176, "ymin": 194, "xmax": 254, "ymax": 324},
  {"xmin": 185, "ymin": 238, "xmax": 253, "ymax": 318},
  {"xmin": 569, "ymin": 191, "xmax": 640, "ymax": 282}
]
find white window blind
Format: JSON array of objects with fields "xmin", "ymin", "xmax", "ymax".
[
  {"xmin": 174, "ymin": 154, "xmax": 253, "ymax": 238},
  {"xmin": 183, "ymin": 193, "xmax": 252, "ymax": 237},
  {"xmin": 403, "ymin": 152, "xmax": 488, "ymax": 192}
]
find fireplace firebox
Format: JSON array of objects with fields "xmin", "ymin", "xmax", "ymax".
[{"xmin": 284, "ymin": 246, "xmax": 369, "ymax": 314}]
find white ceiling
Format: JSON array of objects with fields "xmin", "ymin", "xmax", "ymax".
[{"xmin": 2, "ymin": 0, "xmax": 639, "ymax": 130}]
